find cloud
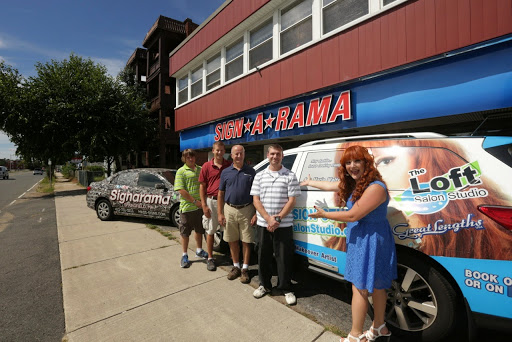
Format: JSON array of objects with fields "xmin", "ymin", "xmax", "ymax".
[
  {"xmin": 93, "ymin": 57, "xmax": 126, "ymax": 77},
  {"xmin": 0, "ymin": 131, "xmax": 17, "ymax": 159}
]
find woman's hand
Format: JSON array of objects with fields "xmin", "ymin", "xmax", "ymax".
[
  {"xmin": 300, "ymin": 174, "xmax": 312, "ymax": 187},
  {"xmin": 308, "ymin": 205, "xmax": 326, "ymax": 219}
]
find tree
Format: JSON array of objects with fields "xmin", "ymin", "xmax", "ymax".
[
  {"xmin": 0, "ymin": 55, "xmax": 155, "ymax": 174},
  {"xmin": 0, "ymin": 61, "xmax": 24, "ymax": 139}
]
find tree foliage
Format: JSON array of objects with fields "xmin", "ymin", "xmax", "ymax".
[{"xmin": 0, "ymin": 55, "xmax": 155, "ymax": 170}]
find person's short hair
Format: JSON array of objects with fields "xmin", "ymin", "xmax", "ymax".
[
  {"xmin": 267, "ymin": 144, "xmax": 283, "ymax": 153},
  {"xmin": 212, "ymin": 141, "xmax": 225, "ymax": 150},
  {"xmin": 181, "ymin": 149, "xmax": 196, "ymax": 163}
]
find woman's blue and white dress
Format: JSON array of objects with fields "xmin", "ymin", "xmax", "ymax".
[{"xmin": 344, "ymin": 181, "xmax": 397, "ymax": 292}]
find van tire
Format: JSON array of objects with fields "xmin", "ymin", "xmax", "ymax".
[
  {"xmin": 96, "ymin": 199, "xmax": 114, "ymax": 221},
  {"xmin": 369, "ymin": 249, "xmax": 459, "ymax": 342}
]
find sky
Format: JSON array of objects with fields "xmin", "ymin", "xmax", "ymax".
[{"xmin": 0, "ymin": 0, "xmax": 226, "ymax": 160}]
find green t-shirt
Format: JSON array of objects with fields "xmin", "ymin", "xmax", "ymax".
[{"xmin": 174, "ymin": 164, "xmax": 201, "ymax": 213}]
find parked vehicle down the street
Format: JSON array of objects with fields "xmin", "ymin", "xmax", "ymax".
[
  {"xmin": 0, "ymin": 166, "xmax": 9, "ymax": 179},
  {"xmin": 86, "ymin": 168, "xmax": 181, "ymax": 227},
  {"xmin": 33, "ymin": 168, "xmax": 43, "ymax": 175}
]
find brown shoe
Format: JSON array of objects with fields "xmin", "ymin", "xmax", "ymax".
[
  {"xmin": 240, "ymin": 268, "xmax": 250, "ymax": 284},
  {"xmin": 227, "ymin": 266, "xmax": 241, "ymax": 280}
]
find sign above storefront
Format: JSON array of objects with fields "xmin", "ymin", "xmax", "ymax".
[{"xmin": 214, "ymin": 91, "xmax": 351, "ymax": 142}]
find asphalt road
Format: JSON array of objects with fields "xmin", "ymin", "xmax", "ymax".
[
  {"xmin": 0, "ymin": 170, "xmax": 44, "ymax": 213},
  {"xmin": 0, "ymin": 178, "xmax": 65, "ymax": 341}
]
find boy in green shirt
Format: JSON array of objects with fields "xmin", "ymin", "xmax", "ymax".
[{"xmin": 174, "ymin": 149, "xmax": 207, "ymax": 268}]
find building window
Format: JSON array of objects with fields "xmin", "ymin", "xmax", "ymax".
[
  {"xmin": 322, "ymin": 0, "xmax": 369, "ymax": 35},
  {"xmin": 191, "ymin": 66, "xmax": 203, "ymax": 99},
  {"xmin": 206, "ymin": 53, "xmax": 221, "ymax": 91},
  {"xmin": 280, "ymin": 0, "xmax": 313, "ymax": 55},
  {"xmin": 249, "ymin": 18, "xmax": 273, "ymax": 70},
  {"xmin": 178, "ymin": 76, "xmax": 188, "ymax": 105},
  {"xmin": 383, "ymin": 0, "xmax": 398, "ymax": 5},
  {"xmin": 225, "ymin": 37, "xmax": 244, "ymax": 82}
]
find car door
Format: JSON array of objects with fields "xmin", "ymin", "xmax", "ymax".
[
  {"xmin": 135, "ymin": 172, "xmax": 171, "ymax": 219},
  {"xmin": 109, "ymin": 171, "xmax": 138, "ymax": 216}
]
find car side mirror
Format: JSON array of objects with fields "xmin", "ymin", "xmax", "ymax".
[{"xmin": 155, "ymin": 183, "xmax": 166, "ymax": 190}]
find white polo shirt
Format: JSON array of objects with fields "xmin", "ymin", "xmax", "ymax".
[{"xmin": 250, "ymin": 165, "xmax": 301, "ymax": 227}]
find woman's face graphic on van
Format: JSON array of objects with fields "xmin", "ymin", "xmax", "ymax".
[{"xmin": 372, "ymin": 146, "xmax": 414, "ymax": 190}]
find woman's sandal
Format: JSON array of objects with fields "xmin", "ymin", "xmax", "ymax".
[
  {"xmin": 365, "ymin": 323, "xmax": 391, "ymax": 341},
  {"xmin": 341, "ymin": 333, "xmax": 367, "ymax": 342}
]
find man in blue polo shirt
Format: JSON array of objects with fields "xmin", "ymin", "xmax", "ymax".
[{"xmin": 218, "ymin": 145, "xmax": 257, "ymax": 283}]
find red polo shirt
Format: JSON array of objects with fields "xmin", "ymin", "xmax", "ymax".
[{"xmin": 199, "ymin": 158, "xmax": 232, "ymax": 197}]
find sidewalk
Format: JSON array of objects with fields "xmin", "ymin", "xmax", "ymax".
[{"xmin": 54, "ymin": 174, "xmax": 340, "ymax": 342}]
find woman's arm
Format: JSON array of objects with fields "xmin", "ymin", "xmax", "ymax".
[
  {"xmin": 300, "ymin": 174, "xmax": 339, "ymax": 191},
  {"xmin": 309, "ymin": 183, "xmax": 387, "ymax": 222}
]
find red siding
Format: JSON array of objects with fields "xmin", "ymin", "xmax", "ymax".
[
  {"xmin": 170, "ymin": 0, "xmax": 271, "ymax": 75},
  {"xmin": 175, "ymin": 0, "xmax": 512, "ymax": 131}
]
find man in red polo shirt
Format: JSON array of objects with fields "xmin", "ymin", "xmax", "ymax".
[{"xmin": 199, "ymin": 141, "xmax": 231, "ymax": 271}]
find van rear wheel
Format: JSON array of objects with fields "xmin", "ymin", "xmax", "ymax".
[{"xmin": 369, "ymin": 249, "xmax": 460, "ymax": 342}]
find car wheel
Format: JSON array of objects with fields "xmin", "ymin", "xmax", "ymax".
[
  {"xmin": 170, "ymin": 205, "xmax": 180, "ymax": 227},
  {"xmin": 96, "ymin": 199, "xmax": 114, "ymax": 221},
  {"xmin": 212, "ymin": 230, "xmax": 229, "ymax": 253},
  {"xmin": 369, "ymin": 248, "xmax": 460, "ymax": 342}
]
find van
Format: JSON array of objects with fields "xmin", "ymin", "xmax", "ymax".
[
  {"xmin": 0, "ymin": 166, "xmax": 9, "ymax": 179},
  {"xmin": 253, "ymin": 133, "xmax": 512, "ymax": 341}
]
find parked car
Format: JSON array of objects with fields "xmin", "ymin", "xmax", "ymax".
[
  {"xmin": 86, "ymin": 168, "xmax": 181, "ymax": 227},
  {"xmin": 33, "ymin": 168, "xmax": 43, "ymax": 175},
  {"xmin": 0, "ymin": 166, "xmax": 9, "ymax": 179},
  {"xmin": 253, "ymin": 132, "xmax": 512, "ymax": 341}
]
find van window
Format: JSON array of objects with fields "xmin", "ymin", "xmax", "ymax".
[
  {"xmin": 255, "ymin": 154, "xmax": 297, "ymax": 173},
  {"xmin": 300, "ymin": 146, "xmax": 468, "ymax": 191},
  {"xmin": 300, "ymin": 150, "xmax": 341, "ymax": 189}
]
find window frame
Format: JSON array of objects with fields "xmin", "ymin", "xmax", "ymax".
[{"xmin": 174, "ymin": 0, "xmax": 410, "ymax": 108}]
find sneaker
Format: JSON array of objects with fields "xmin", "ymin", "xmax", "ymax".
[
  {"xmin": 180, "ymin": 255, "xmax": 191, "ymax": 268},
  {"xmin": 285, "ymin": 292, "xmax": 296, "ymax": 305},
  {"xmin": 227, "ymin": 266, "xmax": 241, "ymax": 280},
  {"xmin": 207, "ymin": 259, "xmax": 216, "ymax": 271},
  {"xmin": 196, "ymin": 249, "xmax": 208, "ymax": 259},
  {"xmin": 240, "ymin": 268, "xmax": 250, "ymax": 284},
  {"xmin": 253, "ymin": 285, "xmax": 269, "ymax": 299}
]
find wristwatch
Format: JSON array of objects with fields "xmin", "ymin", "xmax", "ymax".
[{"xmin": 275, "ymin": 216, "xmax": 281, "ymax": 223}]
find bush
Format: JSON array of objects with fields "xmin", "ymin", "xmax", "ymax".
[
  {"xmin": 62, "ymin": 163, "xmax": 76, "ymax": 179},
  {"xmin": 85, "ymin": 165, "xmax": 104, "ymax": 172}
]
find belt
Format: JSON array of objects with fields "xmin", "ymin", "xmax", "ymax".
[
  {"xmin": 226, "ymin": 202, "xmax": 251, "ymax": 209},
  {"xmin": 208, "ymin": 196, "xmax": 217, "ymax": 200}
]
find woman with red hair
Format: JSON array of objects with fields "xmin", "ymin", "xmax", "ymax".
[{"xmin": 304, "ymin": 145, "xmax": 397, "ymax": 342}]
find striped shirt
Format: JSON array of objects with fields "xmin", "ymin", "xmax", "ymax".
[
  {"xmin": 174, "ymin": 164, "xmax": 201, "ymax": 213},
  {"xmin": 250, "ymin": 166, "xmax": 301, "ymax": 227}
]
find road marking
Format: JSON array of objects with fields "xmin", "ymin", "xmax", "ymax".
[
  {"xmin": 38, "ymin": 217, "xmax": 42, "ymax": 223},
  {"xmin": 18, "ymin": 192, "xmax": 26, "ymax": 198},
  {"xmin": 9, "ymin": 200, "xmax": 16, "ymax": 206}
]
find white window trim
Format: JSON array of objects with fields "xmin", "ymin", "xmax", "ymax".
[{"xmin": 174, "ymin": 0, "xmax": 409, "ymax": 109}]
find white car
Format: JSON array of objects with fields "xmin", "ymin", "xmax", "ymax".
[
  {"xmin": 0, "ymin": 166, "xmax": 9, "ymax": 179},
  {"xmin": 33, "ymin": 168, "xmax": 43, "ymax": 175}
]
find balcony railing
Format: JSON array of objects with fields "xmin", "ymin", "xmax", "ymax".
[{"xmin": 149, "ymin": 59, "xmax": 160, "ymax": 76}]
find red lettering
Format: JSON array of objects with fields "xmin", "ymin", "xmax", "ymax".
[
  {"xmin": 225, "ymin": 121, "xmax": 234, "ymax": 140},
  {"xmin": 329, "ymin": 91, "xmax": 351, "ymax": 122},
  {"xmin": 275, "ymin": 107, "xmax": 290, "ymax": 131},
  {"xmin": 306, "ymin": 95, "xmax": 332, "ymax": 126},
  {"xmin": 288, "ymin": 102, "xmax": 305, "ymax": 129},
  {"xmin": 251, "ymin": 113, "xmax": 264, "ymax": 135},
  {"xmin": 214, "ymin": 123, "xmax": 223, "ymax": 141},
  {"xmin": 234, "ymin": 118, "xmax": 244, "ymax": 138}
]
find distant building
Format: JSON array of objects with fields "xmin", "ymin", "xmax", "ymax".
[{"xmin": 126, "ymin": 16, "xmax": 198, "ymax": 169}]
